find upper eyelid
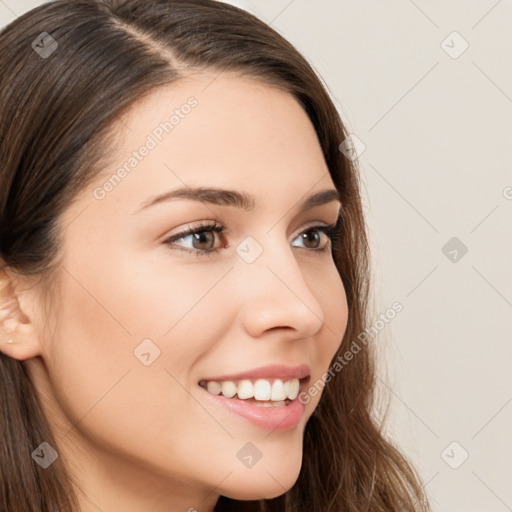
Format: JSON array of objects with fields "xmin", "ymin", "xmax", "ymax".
[{"xmin": 164, "ymin": 218, "xmax": 337, "ymax": 241}]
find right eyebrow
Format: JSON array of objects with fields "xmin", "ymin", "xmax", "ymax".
[{"xmin": 134, "ymin": 186, "xmax": 341, "ymax": 215}]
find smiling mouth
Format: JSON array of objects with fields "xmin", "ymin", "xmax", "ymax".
[{"xmin": 198, "ymin": 376, "xmax": 309, "ymax": 407}]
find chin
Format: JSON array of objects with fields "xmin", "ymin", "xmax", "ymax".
[{"xmin": 220, "ymin": 460, "xmax": 302, "ymax": 501}]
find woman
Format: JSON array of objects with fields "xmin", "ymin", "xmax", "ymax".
[{"xmin": 0, "ymin": 1, "xmax": 431, "ymax": 510}]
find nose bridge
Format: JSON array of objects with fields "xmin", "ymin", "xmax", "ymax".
[{"xmin": 233, "ymin": 232, "xmax": 325, "ymax": 337}]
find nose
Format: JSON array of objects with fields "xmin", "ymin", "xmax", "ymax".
[{"xmin": 233, "ymin": 236, "xmax": 326, "ymax": 340}]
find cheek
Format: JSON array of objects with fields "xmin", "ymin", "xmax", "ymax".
[
  {"xmin": 320, "ymin": 260, "xmax": 348, "ymax": 340},
  {"xmin": 49, "ymin": 244, "xmax": 232, "ymax": 412},
  {"xmin": 96, "ymin": 245, "xmax": 230, "ymax": 339},
  {"xmin": 44, "ymin": 260, "xmax": 228, "ymax": 476},
  {"xmin": 309, "ymin": 264, "xmax": 348, "ymax": 384}
]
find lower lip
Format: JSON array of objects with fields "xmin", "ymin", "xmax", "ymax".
[{"xmin": 199, "ymin": 387, "xmax": 306, "ymax": 431}]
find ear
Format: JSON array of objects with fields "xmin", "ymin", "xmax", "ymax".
[{"xmin": 0, "ymin": 266, "xmax": 42, "ymax": 360}]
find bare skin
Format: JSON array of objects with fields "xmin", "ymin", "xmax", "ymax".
[{"xmin": 0, "ymin": 72, "xmax": 348, "ymax": 512}]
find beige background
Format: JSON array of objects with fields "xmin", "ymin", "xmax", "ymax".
[{"xmin": 2, "ymin": 1, "xmax": 511, "ymax": 510}]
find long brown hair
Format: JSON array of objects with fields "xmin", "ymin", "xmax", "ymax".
[{"xmin": 0, "ymin": 1, "xmax": 431, "ymax": 510}]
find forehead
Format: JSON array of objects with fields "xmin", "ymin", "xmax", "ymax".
[{"xmin": 83, "ymin": 72, "xmax": 334, "ymax": 215}]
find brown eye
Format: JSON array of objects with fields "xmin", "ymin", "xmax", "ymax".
[
  {"xmin": 163, "ymin": 221, "xmax": 336, "ymax": 257},
  {"xmin": 163, "ymin": 222, "xmax": 226, "ymax": 256},
  {"xmin": 300, "ymin": 229, "xmax": 322, "ymax": 249},
  {"xmin": 291, "ymin": 226, "xmax": 334, "ymax": 251},
  {"xmin": 188, "ymin": 231, "xmax": 216, "ymax": 251}
]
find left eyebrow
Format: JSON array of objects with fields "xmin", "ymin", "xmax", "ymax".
[{"xmin": 134, "ymin": 186, "xmax": 341, "ymax": 215}]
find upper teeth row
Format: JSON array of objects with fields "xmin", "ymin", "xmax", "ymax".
[{"xmin": 205, "ymin": 378, "xmax": 300, "ymax": 401}]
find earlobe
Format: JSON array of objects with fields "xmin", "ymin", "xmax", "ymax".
[{"xmin": 0, "ymin": 268, "xmax": 42, "ymax": 360}]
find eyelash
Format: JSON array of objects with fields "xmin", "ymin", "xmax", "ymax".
[{"xmin": 162, "ymin": 220, "xmax": 340, "ymax": 258}]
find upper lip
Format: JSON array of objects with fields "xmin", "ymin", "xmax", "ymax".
[{"xmin": 200, "ymin": 364, "xmax": 311, "ymax": 382}]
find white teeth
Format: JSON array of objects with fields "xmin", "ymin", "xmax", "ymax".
[
  {"xmin": 206, "ymin": 381, "xmax": 222, "ymax": 395},
  {"xmin": 254, "ymin": 379, "xmax": 271, "ymax": 400},
  {"xmin": 288, "ymin": 378, "xmax": 299, "ymax": 400},
  {"xmin": 271, "ymin": 379, "xmax": 286, "ymax": 401},
  {"xmin": 237, "ymin": 379, "xmax": 254, "ymax": 400},
  {"xmin": 220, "ymin": 381, "xmax": 237, "ymax": 398},
  {"xmin": 202, "ymin": 377, "xmax": 300, "ymax": 402}
]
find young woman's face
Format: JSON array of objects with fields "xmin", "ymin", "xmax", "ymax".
[{"xmin": 28, "ymin": 72, "xmax": 348, "ymax": 510}]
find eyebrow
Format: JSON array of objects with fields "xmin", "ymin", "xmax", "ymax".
[{"xmin": 134, "ymin": 186, "xmax": 341, "ymax": 215}]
